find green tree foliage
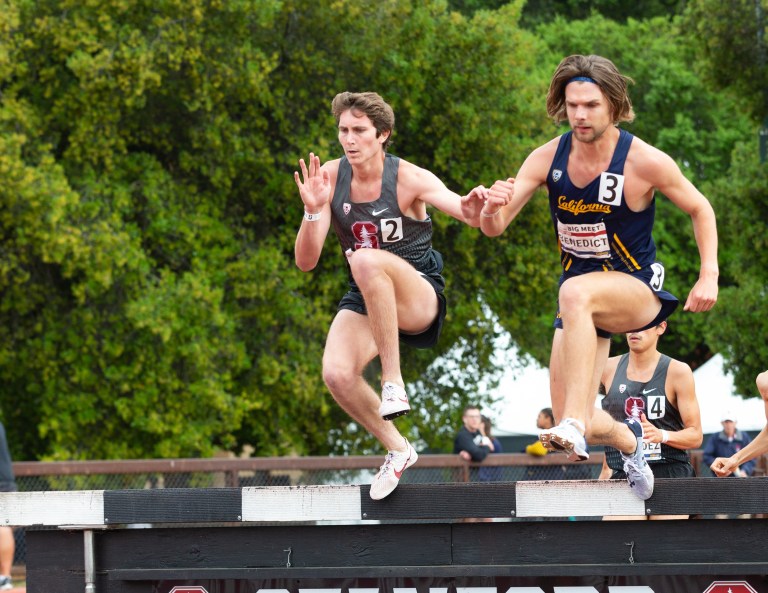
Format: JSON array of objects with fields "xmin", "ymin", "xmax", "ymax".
[
  {"xmin": 682, "ymin": 0, "xmax": 768, "ymax": 119},
  {"xmin": 448, "ymin": 0, "xmax": 686, "ymax": 23},
  {"xmin": 0, "ymin": 0, "xmax": 557, "ymax": 459},
  {"xmin": 1, "ymin": 0, "xmax": 764, "ymax": 461},
  {"xmin": 703, "ymin": 143, "xmax": 768, "ymax": 397}
]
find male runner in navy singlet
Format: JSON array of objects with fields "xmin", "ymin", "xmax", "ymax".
[
  {"xmin": 294, "ymin": 92, "xmax": 488, "ymax": 500},
  {"xmin": 472, "ymin": 55, "xmax": 718, "ymax": 500}
]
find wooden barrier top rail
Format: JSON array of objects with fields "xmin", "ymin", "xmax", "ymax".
[{"xmin": 3, "ymin": 477, "xmax": 768, "ymax": 526}]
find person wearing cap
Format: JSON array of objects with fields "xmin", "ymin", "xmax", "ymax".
[
  {"xmin": 468, "ymin": 54, "xmax": 718, "ymax": 501},
  {"xmin": 703, "ymin": 410, "xmax": 756, "ymax": 477},
  {"xmin": 711, "ymin": 371, "xmax": 768, "ymax": 477}
]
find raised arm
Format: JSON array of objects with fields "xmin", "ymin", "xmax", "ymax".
[
  {"xmin": 479, "ymin": 141, "xmax": 555, "ymax": 237},
  {"xmin": 294, "ymin": 153, "xmax": 334, "ymax": 272},
  {"xmin": 637, "ymin": 145, "xmax": 718, "ymax": 313},
  {"xmin": 398, "ymin": 162, "xmax": 485, "ymax": 228}
]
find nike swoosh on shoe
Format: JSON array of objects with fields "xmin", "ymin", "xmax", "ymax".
[{"xmin": 393, "ymin": 451, "xmax": 412, "ymax": 479}]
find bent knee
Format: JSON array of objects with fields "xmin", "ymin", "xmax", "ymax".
[
  {"xmin": 347, "ymin": 249, "xmax": 383, "ymax": 281},
  {"xmin": 558, "ymin": 278, "xmax": 593, "ymax": 315},
  {"xmin": 322, "ymin": 362, "xmax": 358, "ymax": 396}
]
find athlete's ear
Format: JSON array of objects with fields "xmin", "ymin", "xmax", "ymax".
[{"xmin": 656, "ymin": 320, "xmax": 667, "ymax": 334}]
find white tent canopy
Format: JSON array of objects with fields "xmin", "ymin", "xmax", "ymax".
[{"xmin": 490, "ymin": 352, "xmax": 765, "ymax": 436}]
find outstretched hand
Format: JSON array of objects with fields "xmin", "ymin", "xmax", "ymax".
[
  {"xmin": 710, "ymin": 456, "xmax": 738, "ymax": 478},
  {"xmin": 294, "ymin": 152, "xmax": 331, "ymax": 212},
  {"xmin": 483, "ymin": 178, "xmax": 514, "ymax": 216},
  {"xmin": 461, "ymin": 185, "xmax": 487, "ymax": 227}
]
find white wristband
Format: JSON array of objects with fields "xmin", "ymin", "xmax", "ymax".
[
  {"xmin": 661, "ymin": 429, "xmax": 670, "ymax": 443},
  {"xmin": 304, "ymin": 210, "xmax": 321, "ymax": 222}
]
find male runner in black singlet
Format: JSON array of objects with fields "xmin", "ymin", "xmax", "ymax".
[
  {"xmin": 471, "ymin": 55, "xmax": 718, "ymax": 500},
  {"xmin": 599, "ymin": 321, "xmax": 702, "ymax": 518},
  {"xmin": 294, "ymin": 92, "xmax": 488, "ymax": 500}
]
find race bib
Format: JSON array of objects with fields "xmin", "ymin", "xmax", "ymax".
[
  {"xmin": 598, "ymin": 171, "xmax": 625, "ymax": 206},
  {"xmin": 557, "ymin": 220, "xmax": 611, "ymax": 259},
  {"xmin": 643, "ymin": 439, "xmax": 663, "ymax": 461},
  {"xmin": 380, "ymin": 217, "xmax": 403, "ymax": 243},
  {"xmin": 646, "ymin": 394, "xmax": 666, "ymax": 420}
]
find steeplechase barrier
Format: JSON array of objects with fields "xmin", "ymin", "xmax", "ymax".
[{"xmin": 5, "ymin": 477, "xmax": 768, "ymax": 593}]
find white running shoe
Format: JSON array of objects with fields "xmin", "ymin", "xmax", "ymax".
[
  {"xmin": 369, "ymin": 439, "xmax": 418, "ymax": 500},
  {"xmin": 0, "ymin": 575, "xmax": 13, "ymax": 591},
  {"xmin": 379, "ymin": 382, "xmax": 411, "ymax": 420},
  {"xmin": 539, "ymin": 418, "xmax": 589, "ymax": 461},
  {"xmin": 621, "ymin": 418, "xmax": 654, "ymax": 500}
]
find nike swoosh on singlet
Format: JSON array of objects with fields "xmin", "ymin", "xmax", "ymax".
[
  {"xmin": 372, "ymin": 208, "xmax": 389, "ymax": 216},
  {"xmin": 393, "ymin": 450, "xmax": 412, "ymax": 479},
  {"xmin": 642, "ymin": 388, "xmax": 657, "ymax": 395}
]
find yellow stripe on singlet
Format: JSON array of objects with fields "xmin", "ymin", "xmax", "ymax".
[{"xmin": 612, "ymin": 234, "xmax": 641, "ymax": 270}]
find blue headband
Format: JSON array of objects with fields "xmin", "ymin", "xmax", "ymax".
[{"xmin": 567, "ymin": 76, "xmax": 598, "ymax": 85}]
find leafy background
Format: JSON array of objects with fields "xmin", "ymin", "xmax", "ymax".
[{"xmin": 0, "ymin": 0, "xmax": 765, "ymax": 460}]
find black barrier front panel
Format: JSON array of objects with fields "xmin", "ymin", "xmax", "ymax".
[
  {"xmin": 104, "ymin": 488, "xmax": 243, "ymax": 523},
  {"xmin": 648, "ymin": 477, "xmax": 768, "ymax": 515},
  {"xmin": 26, "ymin": 521, "xmax": 768, "ymax": 593},
  {"xmin": 149, "ymin": 576, "xmax": 768, "ymax": 593},
  {"xmin": 360, "ymin": 482, "xmax": 517, "ymax": 520}
]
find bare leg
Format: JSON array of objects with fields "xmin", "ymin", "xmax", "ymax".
[
  {"xmin": 557, "ymin": 272, "xmax": 661, "ymax": 428},
  {"xmin": 0, "ymin": 526, "xmax": 13, "ymax": 577},
  {"xmin": 323, "ymin": 310, "xmax": 406, "ymax": 451},
  {"xmin": 347, "ymin": 249, "xmax": 438, "ymax": 387},
  {"xmin": 550, "ymin": 329, "xmax": 637, "ymax": 454}
]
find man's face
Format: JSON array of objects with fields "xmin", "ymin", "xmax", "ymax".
[
  {"xmin": 564, "ymin": 82, "xmax": 613, "ymax": 144},
  {"xmin": 337, "ymin": 110, "xmax": 388, "ymax": 162},
  {"xmin": 626, "ymin": 323, "xmax": 664, "ymax": 353},
  {"xmin": 722, "ymin": 419, "xmax": 737, "ymax": 437},
  {"xmin": 536, "ymin": 412, "xmax": 553, "ymax": 430},
  {"xmin": 463, "ymin": 409, "xmax": 482, "ymax": 431}
]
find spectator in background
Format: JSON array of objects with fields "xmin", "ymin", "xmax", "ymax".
[
  {"xmin": 455, "ymin": 408, "xmax": 498, "ymax": 523},
  {"xmin": 525, "ymin": 407, "xmax": 555, "ymax": 457},
  {"xmin": 706, "ymin": 411, "xmax": 756, "ymax": 477},
  {"xmin": 524, "ymin": 407, "xmax": 569, "ymax": 482},
  {"xmin": 454, "ymin": 405, "xmax": 494, "ymax": 471},
  {"xmin": 0, "ymin": 422, "xmax": 16, "ymax": 590},
  {"xmin": 478, "ymin": 415, "xmax": 503, "ymax": 482},
  {"xmin": 711, "ymin": 371, "xmax": 768, "ymax": 477}
]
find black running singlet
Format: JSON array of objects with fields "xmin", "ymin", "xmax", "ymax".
[
  {"xmin": 329, "ymin": 154, "xmax": 444, "ymax": 291},
  {"xmin": 602, "ymin": 353, "xmax": 690, "ymax": 470}
]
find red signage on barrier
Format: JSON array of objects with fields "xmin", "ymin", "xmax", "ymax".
[
  {"xmin": 169, "ymin": 587, "xmax": 208, "ymax": 593},
  {"xmin": 704, "ymin": 582, "xmax": 758, "ymax": 593}
]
